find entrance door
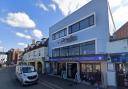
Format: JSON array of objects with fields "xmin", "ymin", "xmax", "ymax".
[
  {"xmin": 116, "ymin": 63, "xmax": 128, "ymax": 87},
  {"xmin": 37, "ymin": 62, "xmax": 42, "ymax": 74},
  {"xmin": 67, "ymin": 63, "xmax": 77, "ymax": 79}
]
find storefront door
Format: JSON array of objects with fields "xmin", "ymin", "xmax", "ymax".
[
  {"xmin": 116, "ymin": 63, "xmax": 128, "ymax": 87},
  {"xmin": 67, "ymin": 63, "xmax": 77, "ymax": 79}
]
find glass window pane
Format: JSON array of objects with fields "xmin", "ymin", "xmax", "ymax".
[
  {"xmin": 80, "ymin": 18, "xmax": 89, "ymax": 30},
  {"xmin": 80, "ymin": 40, "xmax": 95, "ymax": 55},
  {"xmin": 89, "ymin": 15, "xmax": 94, "ymax": 26},
  {"xmin": 71, "ymin": 22, "xmax": 79, "ymax": 33}
]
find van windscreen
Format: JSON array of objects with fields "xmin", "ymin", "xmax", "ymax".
[{"xmin": 22, "ymin": 67, "xmax": 35, "ymax": 73}]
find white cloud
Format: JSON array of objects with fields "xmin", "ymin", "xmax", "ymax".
[
  {"xmin": 36, "ymin": 3, "xmax": 49, "ymax": 11},
  {"xmin": 32, "ymin": 29, "xmax": 43, "ymax": 39},
  {"xmin": 17, "ymin": 43, "xmax": 27, "ymax": 48},
  {"xmin": 16, "ymin": 32, "xmax": 32, "ymax": 39},
  {"xmin": 52, "ymin": 0, "xmax": 91, "ymax": 16},
  {"xmin": 49, "ymin": 4, "xmax": 56, "ymax": 11},
  {"xmin": 2, "ymin": 12, "xmax": 36, "ymax": 28}
]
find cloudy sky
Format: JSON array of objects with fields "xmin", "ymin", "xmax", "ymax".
[{"xmin": 0, "ymin": 0, "xmax": 128, "ymax": 51}]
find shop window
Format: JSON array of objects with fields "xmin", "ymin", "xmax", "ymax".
[{"xmin": 80, "ymin": 63, "xmax": 101, "ymax": 84}]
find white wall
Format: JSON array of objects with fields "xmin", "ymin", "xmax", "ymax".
[
  {"xmin": 107, "ymin": 39, "xmax": 128, "ymax": 53},
  {"xmin": 23, "ymin": 47, "xmax": 48, "ymax": 61}
]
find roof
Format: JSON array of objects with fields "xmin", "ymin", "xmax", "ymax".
[{"xmin": 113, "ymin": 21, "xmax": 128, "ymax": 40}]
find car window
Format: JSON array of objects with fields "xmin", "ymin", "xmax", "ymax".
[{"xmin": 22, "ymin": 67, "xmax": 35, "ymax": 73}]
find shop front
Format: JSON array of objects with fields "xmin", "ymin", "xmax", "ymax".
[
  {"xmin": 50, "ymin": 54, "xmax": 107, "ymax": 86},
  {"xmin": 80, "ymin": 62, "xmax": 101, "ymax": 85},
  {"xmin": 110, "ymin": 53, "xmax": 128, "ymax": 87}
]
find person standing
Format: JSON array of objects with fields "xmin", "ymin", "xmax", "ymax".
[{"xmin": 95, "ymin": 70, "xmax": 101, "ymax": 89}]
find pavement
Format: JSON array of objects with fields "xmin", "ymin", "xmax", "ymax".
[{"xmin": 0, "ymin": 66, "xmax": 127, "ymax": 89}]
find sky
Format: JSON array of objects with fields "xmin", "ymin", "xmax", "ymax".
[{"xmin": 0, "ymin": 0, "xmax": 128, "ymax": 52}]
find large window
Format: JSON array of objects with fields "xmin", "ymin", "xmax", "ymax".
[
  {"xmin": 68, "ymin": 44, "xmax": 80, "ymax": 56},
  {"xmin": 60, "ymin": 47, "xmax": 69, "ymax": 57},
  {"xmin": 80, "ymin": 40, "xmax": 95, "ymax": 55},
  {"xmin": 52, "ymin": 28, "xmax": 67, "ymax": 40},
  {"xmin": 52, "ymin": 48, "xmax": 60, "ymax": 57},
  {"xmin": 52, "ymin": 40, "xmax": 95, "ymax": 58},
  {"xmin": 80, "ymin": 63, "xmax": 101, "ymax": 83},
  {"xmin": 68, "ymin": 14, "xmax": 95, "ymax": 34}
]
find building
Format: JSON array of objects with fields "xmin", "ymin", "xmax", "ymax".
[
  {"xmin": 107, "ymin": 22, "xmax": 128, "ymax": 87},
  {"xmin": 22, "ymin": 38, "xmax": 49, "ymax": 74},
  {"xmin": 49, "ymin": 0, "xmax": 115, "ymax": 87},
  {"xmin": 113, "ymin": 21, "xmax": 128, "ymax": 40},
  {"xmin": 7, "ymin": 48, "xmax": 23, "ymax": 64}
]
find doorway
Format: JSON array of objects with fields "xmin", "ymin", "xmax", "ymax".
[
  {"xmin": 116, "ymin": 63, "xmax": 128, "ymax": 87},
  {"xmin": 37, "ymin": 62, "xmax": 42, "ymax": 74},
  {"xmin": 67, "ymin": 63, "xmax": 77, "ymax": 79}
]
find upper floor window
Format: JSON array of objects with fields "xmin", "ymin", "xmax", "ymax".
[
  {"xmin": 52, "ymin": 40, "xmax": 95, "ymax": 58},
  {"xmin": 68, "ymin": 14, "xmax": 95, "ymax": 34},
  {"xmin": 52, "ymin": 48, "xmax": 60, "ymax": 57},
  {"xmin": 52, "ymin": 28, "xmax": 67, "ymax": 40},
  {"xmin": 39, "ymin": 50, "xmax": 41, "ymax": 56}
]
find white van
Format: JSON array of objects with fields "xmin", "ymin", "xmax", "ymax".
[{"xmin": 16, "ymin": 65, "xmax": 38, "ymax": 85}]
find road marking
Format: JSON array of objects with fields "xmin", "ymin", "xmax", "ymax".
[
  {"xmin": 39, "ymin": 80, "xmax": 63, "ymax": 89},
  {"xmin": 40, "ymin": 82, "xmax": 55, "ymax": 89}
]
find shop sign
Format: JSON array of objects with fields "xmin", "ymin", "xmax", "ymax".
[
  {"xmin": 58, "ymin": 35, "xmax": 77, "ymax": 45},
  {"xmin": 50, "ymin": 55, "xmax": 106, "ymax": 62}
]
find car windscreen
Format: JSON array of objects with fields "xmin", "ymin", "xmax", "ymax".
[{"xmin": 22, "ymin": 67, "xmax": 35, "ymax": 73}]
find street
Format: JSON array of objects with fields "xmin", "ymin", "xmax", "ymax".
[{"xmin": 0, "ymin": 67, "xmax": 97, "ymax": 89}]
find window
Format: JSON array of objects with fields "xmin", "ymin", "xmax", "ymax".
[
  {"xmin": 80, "ymin": 40, "xmax": 95, "ymax": 55},
  {"xmin": 33, "ymin": 51, "xmax": 36, "ymax": 56},
  {"xmin": 52, "ymin": 40, "xmax": 95, "ymax": 57},
  {"xmin": 60, "ymin": 47, "xmax": 69, "ymax": 57},
  {"xmin": 89, "ymin": 15, "xmax": 94, "ymax": 26},
  {"xmin": 52, "ymin": 28, "xmax": 67, "ymax": 40},
  {"xmin": 69, "ymin": 22, "xmax": 79, "ymax": 34},
  {"xmin": 80, "ymin": 18, "xmax": 89, "ymax": 30},
  {"xmin": 52, "ymin": 48, "xmax": 60, "ymax": 57},
  {"xmin": 68, "ymin": 14, "xmax": 95, "ymax": 34},
  {"xmin": 68, "ymin": 44, "xmax": 80, "ymax": 56},
  {"xmin": 39, "ymin": 50, "xmax": 41, "ymax": 56}
]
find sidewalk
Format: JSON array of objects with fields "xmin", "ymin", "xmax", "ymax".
[
  {"xmin": 39, "ymin": 74, "xmax": 103, "ymax": 89},
  {"xmin": 39, "ymin": 74, "xmax": 127, "ymax": 89}
]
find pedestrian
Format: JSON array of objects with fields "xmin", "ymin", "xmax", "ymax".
[
  {"xmin": 95, "ymin": 70, "xmax": 101, "ymax": 89},
  {"xmin": 74, "ymin": 71, "xmax": 80, "ymax": 85}
]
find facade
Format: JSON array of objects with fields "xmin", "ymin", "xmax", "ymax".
[
  {"xmin": 107, "ymin": 25, "xmax": 128, "ymax": 87},
  {"xmin": 49, "ymin": 0, "xmax": 115, "ymax": 87},
  {"xmin": 113, "ymin": 21, "xmax": 128, "ymax": 40},
  {"xmin": 7, "ymin": 48, "xmax": 23, "ymax": 64},
  {"xmin": 22, "ymin": 38, "xmax": 49, "ymax": 74}
]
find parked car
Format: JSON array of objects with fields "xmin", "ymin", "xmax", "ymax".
[{"xmin": 15, "ymin": 65, "xmax": 38, "ymax": 86}]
